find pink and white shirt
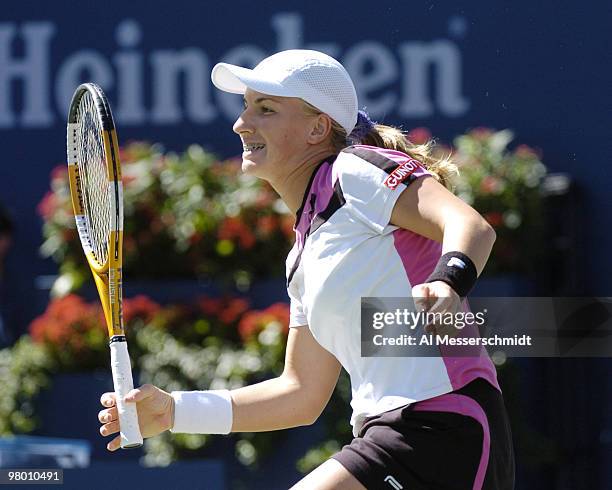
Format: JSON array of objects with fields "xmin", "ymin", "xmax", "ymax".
[{"xmin": 286, "ymin": 145, "xmax": 499, "ymax": 436}]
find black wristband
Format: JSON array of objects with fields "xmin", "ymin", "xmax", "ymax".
[{"xmin": 425, "ymin": 251, "xmax": 478, "ymax": 298}]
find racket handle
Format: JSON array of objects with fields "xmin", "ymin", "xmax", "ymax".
[{"xmin": 110, "ymin": 338, "xmax": 143, "ymax": 448}]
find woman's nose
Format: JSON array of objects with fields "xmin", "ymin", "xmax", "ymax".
[{"xmin": 233, "ymin": 112, "xmax": 253, "ymax": 135}]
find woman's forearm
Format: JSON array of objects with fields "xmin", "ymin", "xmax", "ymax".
[
  {"xmin": 229, "ymin": 375, "xmax": 316, "ymax": 432},
  {"xmin": 441, "ymin": 213, "xmax": 496, "ymax": 276},
  {"xmin": 170, "ymin": 328, "xmax": 340, "ymax": 436}
]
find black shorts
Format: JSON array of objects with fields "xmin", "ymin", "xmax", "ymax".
[{"xmin": 332, "ymin": 378, "xmax": 515, "ymax": 490}]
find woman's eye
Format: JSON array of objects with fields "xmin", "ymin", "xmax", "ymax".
[{"xmin": 260, "ymin": 106, "xmax": 274, "ymax": 114}]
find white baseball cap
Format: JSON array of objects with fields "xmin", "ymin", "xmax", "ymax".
[{"xmin": 211, "ymin": 49, "xmax": 358, "ymax": 135}]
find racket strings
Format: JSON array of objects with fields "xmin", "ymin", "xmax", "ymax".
[{"xmin": 76, "ymin": 91, "xmax": 111, "ymax": 267}]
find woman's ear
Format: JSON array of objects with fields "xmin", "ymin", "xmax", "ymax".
[{"xmin": 307, "ymin": 113, "xmax": 332, "ymax": 144}]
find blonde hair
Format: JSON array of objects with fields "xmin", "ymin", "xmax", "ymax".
[{"xmin": 303, "ymin": 102, "xmax": 458, "ymax": 191}]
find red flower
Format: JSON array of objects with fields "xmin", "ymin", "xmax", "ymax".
[
  {"xmin": 37, "ymin": 191, "xmax": 59, "ymax": 220},
  {"xmin": 237, "ymin": 302, "xmax": 290, "ymax": 342},
  {"xmin": 119, "ymin": 147, "xmax": 131, "ymax": 162},
  {"xmin": 122, "ymin": 295, "xmax": 161, "ymax": 324},
  {"xmin": 254, "ymin": 191, "xmax": 275, "ymax": 209},
  {"xmin": 470, "ymin": 127, "xmax": 494, "ymax": 140},
  {"xmin": 29, "ymin": 295, "xmax": 106, "ymax": 351},
  {"xmin": 29, "ymin": 316, "xmax": 57, "ymax": 344},
  {"xmin": 97, "ymin": 308, "xmax": 109, "ymax": 329},
  {"xmin": 406, "ymin": 127, "xmax": 432, "ymax": 145},
  {"xmin": 237, "ymin": 312, "xmax": 260, "ymax": 341},
  {"xmin": 263, "ymin": 303, "xmax": 290, "ymax": 334},
  {"xmin": 280, "ymin": 215, "xmax": 295, "ymax": 240},
  {"xmin": 45, "ymin": 294, "xmax": 95, "ymax": 326},
  {"xmin": 122, "ymin": 174, "xmax": 137, "ymax": 186},
  {"xmin": 480, "ymin": 176, "xmax": 502, "ymax": 195},
  {"xmin": 218, "ymin": 217, "xmax": 241, "ymax": 240},
  {"xmin": 218, "ymin": 217, "xmax": 257, "ymax": 250},
  {"xmin": 50, "ymin": 165, "xmax": 67, "ymax": 182},
  {"xmin": 257, "ymin": 215, "xmax": 278, "ymax": 236},
  {"xmin": 198, "ymin": 296, "xmax": 223, "ymax": 316},
  {"xmin": 239, "ymin": 230, "xmax": 256, "ymax": 249},
  {"xmin": 483, "ymin": 212, "xmax": 504, "ymax": 228},
  {"xmin": 198, "ymin": 296, "xmax": 250, "ymax": 325},
  {"xmin": 219, "ymin": 298, "xmax": 250, "ymax": 324},
  {"xmin": 189, "ymin": 233, "xmax": 203, "ymax": 245},
  {"xmin": 515, "ymin": 144, "xmax": 541, "ymax": 160}
]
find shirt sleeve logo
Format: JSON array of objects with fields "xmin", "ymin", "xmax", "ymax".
[{"xmin": 383, "ymin": 158, "xmax": 423, "ymax": 190}]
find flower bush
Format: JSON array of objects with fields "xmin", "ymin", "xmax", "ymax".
[
  {"xmin": 2, "ymin": 293, "xmax": 291, "ymax": 467},
  {"xmin": 29, "ymin": 294, "xmax": 108, "ymax": 370},
  {"xmin": 39, "ymin": 142, "xmax": 295, "ymax": 295},
  {"xmin": 409, "ymin": 127, "xmax": 548, "ymax": 275},
  {"xmin": 0, "ymin": 337, "xmax": 54, "ymax": 435}
]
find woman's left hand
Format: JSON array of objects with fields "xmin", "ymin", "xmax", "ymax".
[{"xmin": 412, "ymin": 281, "xmax": 462, "ymax": 337}]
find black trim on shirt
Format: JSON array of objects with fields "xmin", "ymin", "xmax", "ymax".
[
  {"xmin": 309, "ymin": 179, "xmax": 346, "ymax": 236},
  {"xmin": 287, "ymin": 165, "xmax": 346, "ymax": 288},
  {"xmin": 342, "ymin": 146, "xmax": 404, "ymax": 174},
  {"xmin": 294, "ymin": 154, "xmax": 338, "ymax": 224}
]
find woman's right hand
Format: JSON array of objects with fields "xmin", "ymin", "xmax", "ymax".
[{"xmin": 98, "ymin": 384, "xmax": 174, "ymax": 451}]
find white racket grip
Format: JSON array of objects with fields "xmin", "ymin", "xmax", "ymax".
[{"xmin": 110, "ymin": 339, "xmax": 143, "ymax": 448}]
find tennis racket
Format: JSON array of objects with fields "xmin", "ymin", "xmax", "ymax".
[{"xmin": 66, "ymin": 83, "xmax": 143, "ymax": 449}]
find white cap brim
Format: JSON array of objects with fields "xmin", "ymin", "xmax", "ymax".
[{"xmin": 211, "ymin": 63, "xmax": 291, "ymax": 97}]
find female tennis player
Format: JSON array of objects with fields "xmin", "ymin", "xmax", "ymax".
[{"xmin": 98, "ymin": 50, "xmax": 515, "ymax": 489}]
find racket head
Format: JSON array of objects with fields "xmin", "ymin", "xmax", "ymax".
[
  {"xmin": 67, "ymin": 83, "xmax": 122, "ymax": 273},
  {"xmin": 67, "ymin": 83, "xmax": 124, "ymax": 336}
]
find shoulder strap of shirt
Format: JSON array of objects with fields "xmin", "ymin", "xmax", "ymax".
[{"xmin": 342, "ymin": 145, "xmax": 405, "ymax": 175}]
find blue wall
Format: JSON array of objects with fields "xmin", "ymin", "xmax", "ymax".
[{"xmin": 1, "ymin": 1, "xmax": 611, "ymax": 329}]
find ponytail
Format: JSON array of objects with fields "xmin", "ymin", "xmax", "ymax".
[{"xmin": 360, "ymin": 124, "xmax": 458, "ymax": 191}]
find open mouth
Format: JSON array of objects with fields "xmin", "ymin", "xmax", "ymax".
[{"xmin": 243, "ymin": 143, "xmax": 265, "ymax": 153}]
